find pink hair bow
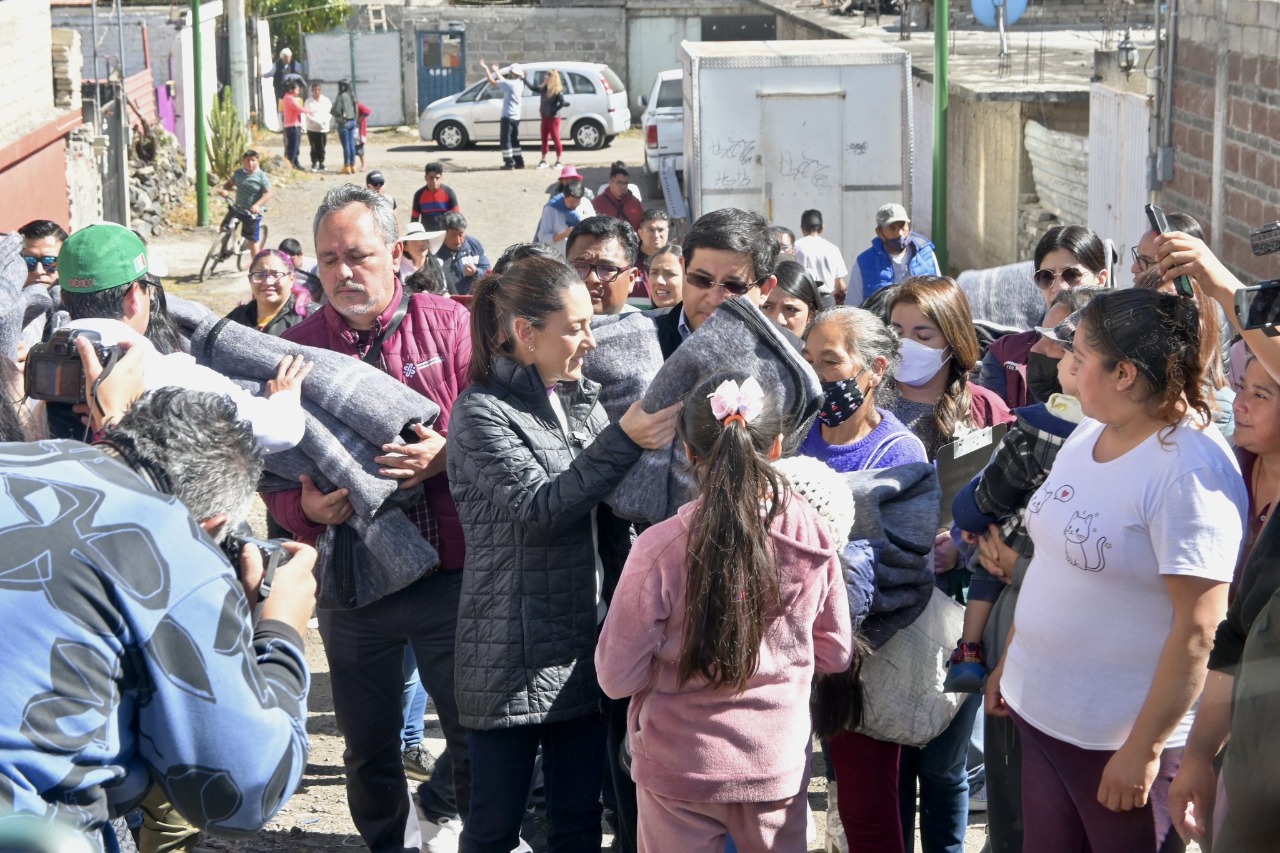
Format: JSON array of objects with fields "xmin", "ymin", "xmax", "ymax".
[{"xmin": 707, "ymin": 376, "xmax": 765, "ymax": 426}]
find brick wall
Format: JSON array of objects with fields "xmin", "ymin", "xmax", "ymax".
[
  {"xmin": 1162, "ymin": 0, "xmax": 1280, "ymax": 283},
  {"xmin": 0, "ymin": 0, "xmax": 56, "ymax": 151}
]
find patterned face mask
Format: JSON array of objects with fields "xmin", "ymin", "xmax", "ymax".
[{"xmin": 817, "ymin": 368, "xmax": 868, "ymax": 428}]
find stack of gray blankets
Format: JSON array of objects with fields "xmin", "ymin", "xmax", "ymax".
[
  {"xmin": 582, "ymin": 298, "xmax": 823, "ymax": 525},
  {"xmin": 167, "ymin": 295, "xmax": 443, "ymax": 608}
]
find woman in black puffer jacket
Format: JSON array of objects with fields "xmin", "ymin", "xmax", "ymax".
[{"xmin": 447, "ymin": 256, "xmax": 680, "ymax": 853}]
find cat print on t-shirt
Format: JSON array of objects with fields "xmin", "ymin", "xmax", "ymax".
[
  {"xmin": 1063, "ymin": 510, "xmax": 1110, "ymax": 572},
  {"xmin": 1028, "ymin": 482, "xmax": 1111, "ymax": 572}
]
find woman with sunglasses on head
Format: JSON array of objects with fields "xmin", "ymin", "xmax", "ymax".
[
  {"xmin": 762, "ymin": 260, "xmax": 825, "ymax": 337},
  {"xmin": 884, "ymin": 276, "xmax": 1014, "ymax": 853},
  {"xmin": 225, "ymin": 249, "xmax": 308, "ymax": 337},
  {"xmin": 986, "ymin": 288, "xmax": 1246, "ymax": 853},
  {"xmin": 979, "ymin": 225, "xmax": 1111, "ymax": 410}
]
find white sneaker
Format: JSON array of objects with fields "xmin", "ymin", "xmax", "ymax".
[
  {"xmin": 969, "ymin": 779, "xmax": 989, "ymax": 813},
  {"xmin": 421, "ymin": 816, "xmax": 462, "ymax": 853},
  {"xmin": 826, "ymin": 780, "xmax": 849, "ymax": 853}
]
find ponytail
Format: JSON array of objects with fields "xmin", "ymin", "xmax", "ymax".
[
  {"xmin": 677, "ymin": 374, "xmax": 786, "ymax": 692},
  {"xmin": 466, "ymin": 256, "xmax": 579, "ymax": 386}
]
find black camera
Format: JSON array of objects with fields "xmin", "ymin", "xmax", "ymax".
[
  {"xmin": 221, "ymin": 523, "xmax": 291, "ymax": 614},
  {"xmin": 25, "ymin": 329, "xmax": 124, "ymax": 404},
  {"xmin": 1252, "ymin": 222, "xmax": 1280, "ymax": 256}
]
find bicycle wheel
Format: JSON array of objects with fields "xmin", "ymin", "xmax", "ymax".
[{"xmin": 200, "ymin": 228, "xmax": 232, "ymax": 282}]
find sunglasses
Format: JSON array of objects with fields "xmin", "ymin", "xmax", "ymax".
[
  {"xmin": 249, "ymin": 270, "xmax": 291, "ymax": 284},
  {"xmin": 22, "ymin": 255, "xmax": 58, "ymax": 273},
  {"xmin": 685, "ymin": 271, "xmax": 766, "ymax": 296},
  {"xmin": 1033, "ymin": 266, "xmax": 1091, "ymax": 289},
  {"xmin": 570, "ymin": 261, "xmax": 630, "ymax": 284}
]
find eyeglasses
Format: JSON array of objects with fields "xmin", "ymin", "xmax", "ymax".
[
  {"xmin": 249, "ymin": 270, "xmax": 291, "ymax": 283},
  {"xmin": 571, "ymin": 261, "xmax": 630, "ymax": 284},
  {"xmin": 1130, "ymin": 246, "xmax": 1157, "ymax": 271},
  {"xmin": 685, "ymin": 271, "xmax": 767, "ymax": 296},
  {"xmin": 1033, "ymin": 266, "xmax": 1090, "ymax": 289},
  {"xmin": 22, "ymin": 255, "xmax": 57, "ymax": 273}
]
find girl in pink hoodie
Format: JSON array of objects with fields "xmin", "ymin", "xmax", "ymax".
[{"xmin": 596, "ymin": 373, "xmax": 854, "ymax": 852}]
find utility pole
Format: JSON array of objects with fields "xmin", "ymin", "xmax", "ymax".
[
  {"xmin": 227, "ymin": 0, "xmax": 250, "ymax": 127},
  {"xmin": 933, "ymin": 0, "xmax": 949, "ymax": 270},
  {"xmin": 193, "ymin": 0, "xmax": 208, "ymax": 226}
]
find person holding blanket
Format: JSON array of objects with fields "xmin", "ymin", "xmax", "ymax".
[
  {"xmin": 261, "ymin": 184, "xmax": 474, "ymax": 852},
  {"xmin": 447, "ymin": 256, "xmax": 681, "ymax": 853},
  {"xmin": 596, "ymin": 374, "xmax": 853, "ymax": 852}
]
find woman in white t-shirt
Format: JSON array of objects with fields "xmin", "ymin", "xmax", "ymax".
[{"xmin": 984, "ymin": 287, "xmax": 1247, "ymax": 853}]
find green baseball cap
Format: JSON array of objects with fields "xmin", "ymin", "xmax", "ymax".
[{"xmin": 59, "ymin": 223, "xmax": 150, "ymax": 293}]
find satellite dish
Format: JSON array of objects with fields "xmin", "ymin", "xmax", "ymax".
[{"xmin": 971, "ymin": 0, "xmax": 1027, "ymax": 28}]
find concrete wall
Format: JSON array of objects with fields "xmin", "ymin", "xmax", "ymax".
[
  {"xmin": 947, "ymin": 98, "xmax": 1023, "ymax": 272},
  {"xmin": 0, "ymin": 0, "xmax": 57, "ymax": 150},
  {"xmin": 397, "ymin": 0, "xmax": 763, "ymax": 123},
  {"xmin": 398, "ymin": 4, "xmax": 628, "ymax": 124},
  {"xmin": 50, "ymin": 4, "xmax": 180, "ymax": 81},
  {"xmin": 1162, "ymin": 0, "xmax": 1280, "ymax": 283}
]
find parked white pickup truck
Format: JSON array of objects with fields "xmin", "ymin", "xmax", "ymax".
[{"xmin": 641, "ymin": 69, "xmax": 683, "ymax": 182}]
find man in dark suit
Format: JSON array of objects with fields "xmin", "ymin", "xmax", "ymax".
[{"xmin": 649, "ymin": 206, "xmax": 801, "ymax": 358}]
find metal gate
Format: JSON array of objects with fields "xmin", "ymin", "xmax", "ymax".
[
  {"xmin": 1087, "ymin": 82, "xmax": 1151, "ymax": 272},
  {"xmin": 416, "ymin": 28, "xmax": 466, "ymax": 116},
  {"xmin": 304, "ymin": 31, "xmax": 405, "ymax": 127}
]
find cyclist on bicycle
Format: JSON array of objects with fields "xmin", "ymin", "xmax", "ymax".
[{"xmin": 219, "ymin": 149, "xmax": 272, "ymax": 257}]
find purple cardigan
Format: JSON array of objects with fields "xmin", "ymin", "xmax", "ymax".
[{"xmin": 797, "ymin": 409, "xmax": 928, "ymax": 473}]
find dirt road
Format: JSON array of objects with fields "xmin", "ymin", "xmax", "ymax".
[{"xmin": 155, "ymin": 129, "xmax": 992, "ymax": 853}]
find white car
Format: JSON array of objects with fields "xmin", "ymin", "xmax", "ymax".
[
  {"xmin": 419, "ymin": 61, "xmax": 631, "ymax": 151},
  {"xmin": 641, "ymin": 69, "xmax": 683, "ymax": 178}
]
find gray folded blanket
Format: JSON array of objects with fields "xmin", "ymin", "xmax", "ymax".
[
  {"xmin": 844, "ymin": 461, "xmax": 942, "ymax": 650},
  {"xmin": 609, "ymin": 298, "xmax": 823, "ymax": 524},
  {"xmin": 192, "ymin": 315, "xmax": 440, "ymax": 449},
  {"xmin": 582, "ymin": 311, "xmax": 665, "ymax": 422},
  {"xmin": 956, "ymin": 260, "xmax": 1041, "ymax": 331},
  {"xmin": 208, "ymin": 313, "xmax": 444, "ymax": 600},
  {"xmin": 0, "ymin": 233, "xmax": 33, "ymax": 359}
]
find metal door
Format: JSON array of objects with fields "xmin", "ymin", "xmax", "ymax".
[
  {"xmin": 761, "ymin": 92, "xmax": 844, "ymax": 244},
  {"xmin": 306, "ymin": 32, "xmax": 405, "ymax": 126},
  {"xmin": 417, "ymin": 29, "xmax": 466, "ymax": 116},
  {"xmin": 1088, "ymin": 82, "xmax": 1151, "ymax": 274},
  {"xmin": 627, "ymin": 16, "xmax": 698, "ymax": 114}
]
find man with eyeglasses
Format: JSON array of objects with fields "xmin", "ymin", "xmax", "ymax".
[
  {"xmin": 1130, "ymin": 211, "xmax": 1233, "ymax": 372},
  {"xmin": 567, "ymin": 216, "xmax": 640, "ymax": 316},
  {"xmin": 1131, "ymin": 211, "xmax": 1202, "ymax": 283},
  {"xmin": 18, "ymin": 219, "xmax": 68, "ymax": 289},
  {"xmin": 650, "ymin": 207, "xmax": 787, "ymax": 359},
  {"xmin": 849, "ymin": 203, "xmax": 939, "ymax": 306}
]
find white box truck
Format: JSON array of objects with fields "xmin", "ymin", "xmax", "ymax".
[{"xmin": 680, "ymin": 40, "xmax": 914, "ymax": 270}]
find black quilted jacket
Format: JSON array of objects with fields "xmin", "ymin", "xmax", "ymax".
[{"xmin": 447, "ymin": 356, "xmax": 642, "ymax": 729}]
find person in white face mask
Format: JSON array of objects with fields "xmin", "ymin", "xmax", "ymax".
[
  {"xmin": 883, "ymin": 274, "xmax": 1016, "ymax": 853},
  {"xmin": 885, "ymin": 275, "xmax": 1014, "ymax": 460}
]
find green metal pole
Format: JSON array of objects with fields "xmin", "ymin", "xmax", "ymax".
[
  {"xmin": 932, "ymin": 0, "xmax": 949, "ymax": 271},
  {"xmin": 193, "ymin": 0, "xmax": 208, "ymax": 226}
]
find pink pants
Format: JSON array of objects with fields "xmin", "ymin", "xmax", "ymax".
[
  {"xmin": 540, "ymin": 116, "xmax": 563, "ymax": 160},
  {"xmin": 635, "ymin": 785, "xmax": 807, "ymax": 853}
]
